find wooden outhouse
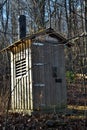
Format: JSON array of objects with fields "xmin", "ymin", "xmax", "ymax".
[{"xmin": 2, "ymin": 28, "xmax": 67, "ymax": 113}]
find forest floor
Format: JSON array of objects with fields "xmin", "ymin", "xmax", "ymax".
[{"xmin": 0, "ymin": 109, "xmax": 87, "ymax": 130}]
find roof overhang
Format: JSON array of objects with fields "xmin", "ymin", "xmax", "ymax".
[{"xmin": 0, "ymin": 28, "xmax": 71, "ymax": 53}]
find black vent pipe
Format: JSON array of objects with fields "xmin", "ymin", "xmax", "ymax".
[{"xmin": 19, "ymin": 15, "xmax": 26, "ymax": 39}]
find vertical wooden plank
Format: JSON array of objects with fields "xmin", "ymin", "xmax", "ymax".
[
  {"xmin": 29, "ymin": 41, "xmax": 33, "ymax": 110},
  {"xmin": 20, "ymin": 78, "xmax": 22, "ymax": 110},
  {"xmin": 25, "ymin": 40, "xmax": 29, "ymax": 110},
  {"xmin": 25, "ymin": 76, "xmax": 28, "ymax": 110},
  {"xmin": 14, "ymin": 47, "xmax": 17, "ymax": 110},
  {"xmin": 15, "ymin": 79, "xmax": 17, "ymax": 109},
  {"xmin": 17, "ymin": 78, "xmax": 20, "ymax": 109},
  {"xmin": 21, "ymin": 77, "xmax": 24, "ymax": 109},
  {"xmin": 16, "ymin": 78, "xmax": 18, "ymax": 109},
  {"xmin": 23, "ymin": 77, "xmax": 25, "ymax": 110},
  {"xmin": 11, "ymin": 51, "xmax": 15, "ymax": 110},
  {"xmin": 24, "ymin": 76, "xmax": 26, "ymax": 109},
  {"xmin": 28, "ymin": 48, "xmax": 31, "ymax": 110},
  {"xmin": 18, "ymin": 78, "xmax": 20, "ymax": 110},
  {"xmin": 27, "ymin": 74, "xmax": 30, "ymax": 109}
]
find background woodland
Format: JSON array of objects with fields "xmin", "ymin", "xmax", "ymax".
[{"xmin": 0, "ymin": 0, "xmax": 87, "ymax": 112}]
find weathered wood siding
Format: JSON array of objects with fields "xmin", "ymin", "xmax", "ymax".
[
  {"xmin": 11, "ymin": 40, "xmax": 33, "ymax": 112},
  {"xmin": 11, "ymin": 35, "xmax": 66, "ymax": 113},
  {"xmin": 32, "ymin": 35, "xmax": 66, "ymax": 110}
]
